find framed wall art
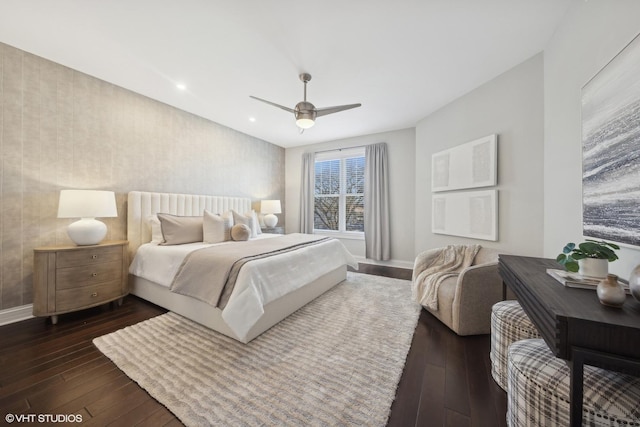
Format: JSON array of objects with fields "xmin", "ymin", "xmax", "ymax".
[
  {"xmin": 432, "ymin": 189, "xmax": 498, "ymax": 241},
  {"xmin": 582, "ymin": 32, "xmax": 640, "ymax": 247},
  {"xmin": 432, "ymin": 134, "xmax": 497, "ymax": 192}
]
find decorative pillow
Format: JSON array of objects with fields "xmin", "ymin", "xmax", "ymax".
[
  {"xmin": 231, "ymin": 224, "xmax": 251, "ymax": 241},
  {"xmin": 247, "ymin": 210, "xmax": 262, "ymax": 235},
  {"xmin": 147, "ymin": 215, "xmax": 164, "ymax": 244},
  {"xmin": 203, "ymin": 210, "xmax": 233, "ymax": 243},
  {"xmin": 157, "ymin": 213, "xmax": 203, "ymax": 245},
  {"xmin": 232, "ymin": 210, "xmax": 258, "ymax": 238}
]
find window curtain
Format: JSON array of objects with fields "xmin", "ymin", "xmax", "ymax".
[
  {"xmin": 365, "ymin": 143, "xmax": 390, "ymax": 260},
  {"xmin": 299, "ymin": 152, "xmax": 315, "ymax": 234}
]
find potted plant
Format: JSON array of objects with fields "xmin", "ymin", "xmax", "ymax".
[{"xmin": 556, "ymin": 239, "xmax": 620, "ymax": 278}]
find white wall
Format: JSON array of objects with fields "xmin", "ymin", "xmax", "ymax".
[
  {"xmin": 544, "ymin": 0, "xmax": 640, "ymax": 277},
  {"xmin": 285, "ymin": 128, "xmax": 416, "ymax": 267},
  {"xmin": 414, "ymin": 53, "xmax": 545, "ymax": 257}
]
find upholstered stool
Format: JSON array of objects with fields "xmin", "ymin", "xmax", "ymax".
[
  {"xmin": 507, "ymin": 339, "xmax": 640, "ymax": 427},
  {"xmin": 490, "ymin": 300, "xmax": 540, "ymax": 390}
]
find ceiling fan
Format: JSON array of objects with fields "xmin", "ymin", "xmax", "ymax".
[{"xmin": 250, "ymin": 73, "xmax": 361, "ymax": 130}]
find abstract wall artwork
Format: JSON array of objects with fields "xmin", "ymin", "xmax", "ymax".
[
  {"xmin": 431, "ymin": 134, "xmax": 498, "ymax": 241},
  {"xmin": 432, "ymin": 190, "xmax": 498, "ymax": 241},
  {"xmin": 582, "ymin": 33, "xmax": 640, "ymax": 247},
  {"xmin": 432, "ymin": 134, "xmax": 497, "ymax": 192}
]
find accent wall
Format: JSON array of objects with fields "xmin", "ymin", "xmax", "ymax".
[{"xmin": 0, "ymin": 42, "xmax": 284, "ymax": 311}]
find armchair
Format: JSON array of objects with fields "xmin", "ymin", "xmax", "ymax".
[{"xmin": 412, "ymin": 246, "xmax": 505, "ymax": 335}]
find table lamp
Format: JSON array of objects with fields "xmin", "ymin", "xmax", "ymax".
[
  {"xmin": 57, "ymin": 190, "xmax": 117, "ymax": 245},
  {"xmin": 261, "ymin": 200, "xmax": 282, "ymax": 228}
]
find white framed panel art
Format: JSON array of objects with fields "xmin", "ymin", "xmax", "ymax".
[
  {"xmin": 432, "ymin": 189, "xmax": 498, "ymax": 241},
  {"xmin": 432, "ymin": 134, "xmax": 497, "ymax": 192}
]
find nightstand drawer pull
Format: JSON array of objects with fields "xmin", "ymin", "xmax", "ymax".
[
  {"xmin": 91, "ymin": 255, "xmax": 98, "ymax": 259},
  {"xmin": 91, "ymin": 292, "xmax": 99, "ymax": 297},
  {"xmin": 92, "ymin": 273, "xmax": 98, "ymax": 277}
]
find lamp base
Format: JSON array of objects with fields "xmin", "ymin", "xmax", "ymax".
[
  {"xmin": 67, "ymin": 218, "xmax": 107, "ymax": 245},
  {"xmin": 263, "ymin": 213, "xmax": 278, "ymax": 228}
]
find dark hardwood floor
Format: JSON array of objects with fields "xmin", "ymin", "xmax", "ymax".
[{"xmin": 0, "ymin": 265, "xmax": 506, "ymax": 426}]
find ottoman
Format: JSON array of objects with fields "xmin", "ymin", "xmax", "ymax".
[
  {"xmin": 507, "ymin": 338, "xmax": 640, "ymax": 426},
  {"xmin": 490, "ymin": 300, "xmax": 541, "ymax": 390}
]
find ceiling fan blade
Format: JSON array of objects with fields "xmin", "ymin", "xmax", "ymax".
[
  {"xmin": 249, "ymin": 96, "xmax": 295, "ymax": 113},
  {"xmin": 315, "ymin": 103, "xmax": 362, "ymax": 117}
]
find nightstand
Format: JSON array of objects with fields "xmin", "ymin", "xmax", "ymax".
[
  {"xmin": 262, "ymin": 226, "xmax": 284, "ymax": 234},
  {"xmin": 33, "ymin": 240, "xmax": 129, "ymax": 324}
]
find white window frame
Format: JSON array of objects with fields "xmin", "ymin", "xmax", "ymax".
[{"xmin": 314, "ymin": 147, "xmax": 365, "ymax": 240}]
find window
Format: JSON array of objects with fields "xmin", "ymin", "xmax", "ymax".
[{"xmin": 314, "ymin": 148, "xmax": 365, "ymax": 236}]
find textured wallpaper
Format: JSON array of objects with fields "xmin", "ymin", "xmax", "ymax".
[{"xmin": 0, "ymin": 42, "xmax": 285, "ymax": 311}]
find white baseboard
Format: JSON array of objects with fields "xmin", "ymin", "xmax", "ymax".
[
  {"xmin": 0, "ymin": 304, "xmax": 34, "ymax": 326},
  {"xmin": 354, "ymin": 256, "xmax": 414, "ymax": 270}
]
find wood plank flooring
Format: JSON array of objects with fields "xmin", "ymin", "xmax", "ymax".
[{"xmin": 0, "ymin": 265, "xmax": 506, "ymax": 426}]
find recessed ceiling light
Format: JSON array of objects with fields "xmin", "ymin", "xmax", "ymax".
[
  {"xmin": 176, "ymin": 83, "xmax": 187, "ymax": 90},
  {"xmin": 249, "ymin": 117, "xmax": 256, "ymax": 122}
]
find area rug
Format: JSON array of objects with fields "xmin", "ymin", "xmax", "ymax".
[{"xmin": 93, "ymin": 272, "xmax": 421, "ymax": 426}]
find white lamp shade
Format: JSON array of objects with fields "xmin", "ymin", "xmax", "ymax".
[
  {"xmin": 58, "ymin": 190, "xmax": 117, "ymax": 245},
  {"xmin": 58, "ymin": 190, "xmax": 117, "ymax": 218},
  {"xmin": 261, "ymin": 200, "xmax": 281, "ymax": 228},
  {"xmin": 260, "ymin": 200, "xmax": 282, "ymax": 214}
]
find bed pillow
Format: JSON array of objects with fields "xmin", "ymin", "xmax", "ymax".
[
  {"xmin": 232, "ymin": 210, "xmax": 258, "ymax": 238},
  {"xmin": 157, "ymin": 213, "xmax": 203, "ymax": 245},
  {"xmin": 147, "ymin": 215, "xmax": 164, "ymax": 244},
  {"xmin": 231, "ymin": 224, "xmax": 251, "ymax": 241},
  {"xmin": 203, "ymin": 210, "xmax": 233, "ymax": 243},
  {"xmin": 247, "ymin": 210, "xmax": 262, "ymax": 235}
]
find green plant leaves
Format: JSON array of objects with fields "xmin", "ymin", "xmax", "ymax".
[
  {"xmin": 556, "ymin": 239, "xmax": 619, "ymax": 271},
  {"xmin": 565, "ymin": 261, "xmax": 579, "ymax": 272}
]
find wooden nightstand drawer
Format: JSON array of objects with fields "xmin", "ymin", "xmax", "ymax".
[
  {"xmin": 56, "ymin": 245, "xmax": 122, "ymax": 268},
  {"xmin": 56, "ymin": 260, "xmax": 123, "ymax": 290},
  {"xmin": 56, "ymin": 280, "xmax": 123, "ymax": 312}
]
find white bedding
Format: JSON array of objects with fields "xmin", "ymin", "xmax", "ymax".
[{"xmin": 129, "ymin": 235, "xmax": 357, "ymax": 340}]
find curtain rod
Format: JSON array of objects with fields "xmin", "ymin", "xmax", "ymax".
[{"xmin": 313, "ymin": 144, "xmax": 367, "ymax": 154}]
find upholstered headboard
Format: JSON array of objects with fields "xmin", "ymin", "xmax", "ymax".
[{"xmin": 127, "ymin": 191, "xmax": 252, "ymax": 258}]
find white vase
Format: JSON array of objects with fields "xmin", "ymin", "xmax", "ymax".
[{"xmin": 578, "ymin": 258, "xmax": 608, "ymax": 278}]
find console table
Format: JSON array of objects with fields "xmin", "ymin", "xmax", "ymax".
[{"xmin": 499, "ymin": 255, "xmax": 640, "ymax": 426}]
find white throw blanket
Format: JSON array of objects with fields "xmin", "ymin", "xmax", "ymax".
[{"xmin": 412, "ymin": 244, "xmax": 481, "ymax": 310}]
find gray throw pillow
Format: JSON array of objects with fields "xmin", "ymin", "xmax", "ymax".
[{"xmin": 157, "ymin": 213, "xmax": 203, "ymax": 245}]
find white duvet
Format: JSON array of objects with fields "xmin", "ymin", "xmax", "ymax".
[{"xmin": 129, "ymin": 235, "xmax": 358, "ymax": 339}]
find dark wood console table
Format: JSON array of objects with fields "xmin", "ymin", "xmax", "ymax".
[{"xmin": 499, "ymin": 255, "xmax": 640, "ymax": 427}]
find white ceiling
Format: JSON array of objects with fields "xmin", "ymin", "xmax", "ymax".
[{"xmin": 0, "ymin": 0, "xmax": 570, "ymax": 148}]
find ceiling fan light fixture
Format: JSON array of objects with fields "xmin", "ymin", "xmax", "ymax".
[
  {"xmin": 295, "ymin": 107, "xmax": 316, "ymax": 129},
  {"xmin": 295, "ymin": 118, "xmax": 315, "ymax": 129}
]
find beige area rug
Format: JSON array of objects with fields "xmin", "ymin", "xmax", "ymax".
[{"xmin": 93, "ymin": 272, "xmax": 421, "ymax": 426}]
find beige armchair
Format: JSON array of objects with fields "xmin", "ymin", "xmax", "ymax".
[{"xmin": 412, "ymin": 246, "xmax": 504, "ymax": 335}]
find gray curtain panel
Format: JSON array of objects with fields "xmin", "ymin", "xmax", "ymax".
[
  {"xmin": 365, "ymin": 143, "xmax": 390, "ymax": 260},
  {"xmin": 300, "ymin": 152, "xmax": 315, "ymax": 234}
]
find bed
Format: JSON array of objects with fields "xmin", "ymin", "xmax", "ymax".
[{"xmin": 127, "ymin": 191, "xmax": 357, "ymax": 343}]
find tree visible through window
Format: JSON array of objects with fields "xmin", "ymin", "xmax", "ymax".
[{"xmin": 314, "ymin": 151, "xmax": 364, "ymax": 233}]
